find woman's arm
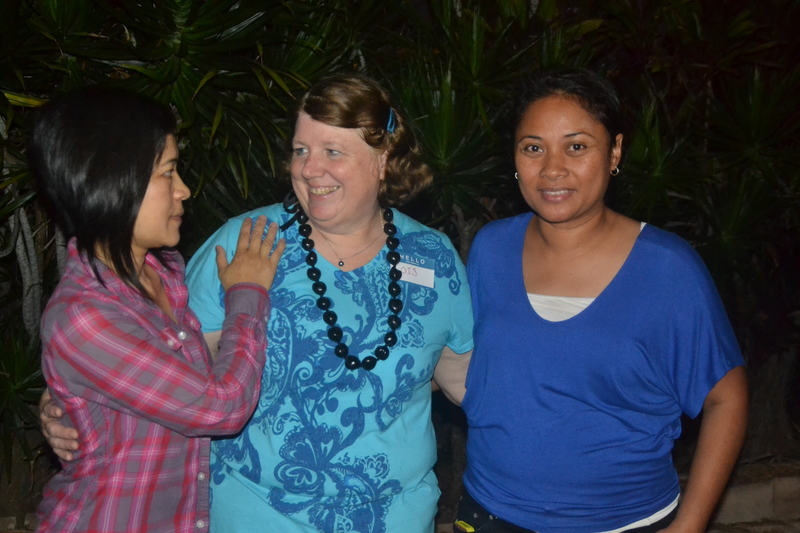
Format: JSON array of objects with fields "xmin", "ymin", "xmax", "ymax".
[
  {"xmin": 433, "ymin": 347, "xmax": 472, "ymax": 406},
  {"xmin": 43, "ymin": 217, "xmax": 283, "ymax": 441},
  {"xmin": 661, "ymin": 365, "xmax": 748, "ymax": 533}
]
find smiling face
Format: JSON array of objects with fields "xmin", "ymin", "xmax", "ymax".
[
  {"xmin": 131, "ymin": 135, "xmax": 189, "ymax": 258},
  {"xmin": 515, "ymin": 95, "xmax": 622, "ymax": 227},
  {"xmin": 290, "ymin": 112, "xmax": 387, "ymax": 234}
]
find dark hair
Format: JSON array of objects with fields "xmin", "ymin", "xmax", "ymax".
[
  {"xmin": 293, "ymin": 73, "xmax": 433, "ymax": 206},
  {"xmin": 513, "ymin": 67, "xmax": 624, "ymax": 148},
  {"xmin": 28, "ymin": 86, "xmax": 177, "ymax": 296}
]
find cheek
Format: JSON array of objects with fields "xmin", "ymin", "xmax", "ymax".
[{"xmin": 290, "ymin": 159, "xmax": 303, "ymax": 179}]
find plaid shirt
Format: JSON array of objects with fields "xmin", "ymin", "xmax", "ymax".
[{"xmin": 37, "ymin": 240, "xmax": 269, "ymax": 533}]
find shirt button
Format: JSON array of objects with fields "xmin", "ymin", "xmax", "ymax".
[
  {"xmin": 177, "ymin": 330, "xmax": 188, "ymax": 340},
  {"xmin": 198, "ymin": 472, "xmax": 206, "ymax": 481},
  {"xmin": 167, "ymin": 339, "xmax": 177, "ymax": 349},
  {"xmin": 196, "ymin": 520, "xmax": 205, "ymax": 529}
]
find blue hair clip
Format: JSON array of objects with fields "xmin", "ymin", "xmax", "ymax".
[{"xmin": 386, "ymin": 108, "xmax": 396, "ymax": 133}]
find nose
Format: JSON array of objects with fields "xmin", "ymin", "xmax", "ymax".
[
  {"xmin": 173, "ymin": 171, "xmax": 191, "ymax": 201},
  {"xmin": 299, "ymin": 151, "xmax": 324, "ymax": 180},
  {"xmin": 540, "ymin": 152, "xmax": 567, "ymax": 181}
]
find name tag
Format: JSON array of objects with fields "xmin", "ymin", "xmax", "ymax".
[{"xmin": 397, "ymin": 254, "xmax": 435, "ymax": 288}]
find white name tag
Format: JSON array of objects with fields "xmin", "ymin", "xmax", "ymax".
[{"xmin": 397, "ymin": 255, "xmax": 435, "ymax": 288}]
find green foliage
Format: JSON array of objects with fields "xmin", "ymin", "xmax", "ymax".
[
  {"xmin": 0, "ymin": 332, "xmax": 45, "ymax": 481},
  {"xmin": 1, "ymin": 0, "xmax": 799, "ymax": 471}
]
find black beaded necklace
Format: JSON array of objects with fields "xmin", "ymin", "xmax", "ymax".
[{"xmin": 282, "ymin": 197, "xmax": 403, "ymax": 371}]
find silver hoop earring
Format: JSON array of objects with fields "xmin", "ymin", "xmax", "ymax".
[
  {"xmin": 610, "ymin": 167, "xmax": 620, "ymax": 176},
  {"xmin": 514, "ymin": 172, "xmax": 519, "ymax": 180}
]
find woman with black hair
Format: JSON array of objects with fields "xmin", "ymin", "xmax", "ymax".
[
  {"xmin": 29, "ymin": 87, "xmax": 284, "ymax": 533},
  {"xmin": 456, "ymin": 67, "xmax": 748, "ymax": 533}
]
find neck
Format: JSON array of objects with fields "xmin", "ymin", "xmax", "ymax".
[
  {"xmin": 533, "ymin": 206, "xmax": 618, "ymax": 253},
  {"xmin": 309, "ymin": 207, "xmax": 387, "ymax": 270},
  {"xmin": 94, "ymin": 243, "xmax": 151, "ymax": 293},
  {"xmin": 309, "ymin": 205, "xmax": 384, "ymax": 244}
]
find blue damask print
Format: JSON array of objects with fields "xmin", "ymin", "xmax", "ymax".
[{"xmin": 210, "ymin": 219, "xmax": 464, "ymax": 532}]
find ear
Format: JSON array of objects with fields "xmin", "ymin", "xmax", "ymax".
[{"xmin": 610, "ymin": 134, "xmax": 623, "ymax": 171}]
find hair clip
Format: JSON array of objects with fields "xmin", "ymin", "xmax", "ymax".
[{"xmin": 386, "ymin": 108, "xmax": 396, "ymax": 133}]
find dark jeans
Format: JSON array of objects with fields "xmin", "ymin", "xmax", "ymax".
[{"xmin": 454, "ymin": 491, "xmax": 678, "ymax": 533}]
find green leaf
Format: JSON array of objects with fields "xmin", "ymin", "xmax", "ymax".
[{"xmin": 2, "ymin": 92, "xmax": 46, "ymax": 107}]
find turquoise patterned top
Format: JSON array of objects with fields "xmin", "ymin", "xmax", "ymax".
[{"xmin": 186, "ymin": 204, "xmax": 474, "ymax": 533}]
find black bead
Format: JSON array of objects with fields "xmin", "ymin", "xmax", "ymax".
[
  {"xmin": 384, "ymin": 331, "xmax": 397, "ymax": 347},
  {"xmin": 312, "ymin": 281, "xmax": 327, "ymax": 295},
  {"xmin": 375, "ymin": 345, "xmax": 389, "ymax": 360},
  {"xmin": 388, "ymin": 281, "xmax": 401, "ymax": 297},
  {"xmin": 290, "ymin": 203, "xmax": 406, "ymax": 373},
  {"xmin": 328, "ymin": 326, "xmax": 343, "ymax": 342},
  {"xmin": 323, "ymin": 310, "xmax": 338, "ymax": 325},
  {"xmin": 388, "ymin": 298, "xmax": 403, "ymax": 313},
  {"xmin": 335, "ymin": 342, "xmax": 348, "ymax": 357},
  {"xmin": 283, "ymin": 193, "xmax": 299, "ymax": 212}
]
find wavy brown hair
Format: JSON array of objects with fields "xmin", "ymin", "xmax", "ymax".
[{"xmin": 292, "ymin": 73, "xmax": 432, "ymax": 206}]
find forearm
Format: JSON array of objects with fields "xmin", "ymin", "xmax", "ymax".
[
  {"xmin": 433, "ymin": 348, "xmax": 471, "ymax": 406},
  {"xmin": 668, "ymin": 366, "xmax": 748, "ymax": 533},
  {"xmin": 50, "ymin": 288, "xmax": 270, "ymax": 437}
]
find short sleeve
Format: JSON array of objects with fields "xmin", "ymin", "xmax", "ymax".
[
  {"xmin": 653, "ymin": 237, "xmax": 745, "ymax": 418},
  {"xmin": 445, "ymin": 248, "xmax": 474, "ymax": 355}
]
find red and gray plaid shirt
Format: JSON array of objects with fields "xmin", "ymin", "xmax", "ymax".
[{"xmin": 37, "ymin": 240, "xmax": 269, "ymax": 533}]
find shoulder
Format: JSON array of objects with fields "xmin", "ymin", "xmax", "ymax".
[
  {"xmin": 41, "ymin": 279, "xmax": 129, "ymax": 346},
  {"xmin": 187, "ymin": 203, "xmax": 288, "ymax": 270},
  {"xmin": 393, "ymin": 209, "xmax": 458, "ymax": 255},
  {"xmin": 475, "ymin": 213, "xmax": 531, "ymax": 242},
  {"xmin": 394, "ymin": 209, "xmax": 460, "ymax": 254},
  {"xmin": 395, "ymin": 210, "xmax": 445, "ymax": 238},
  {"xmin": 470, "ymin": 212, "xmax": 531, "ymax": 258},
  {"xmin": 638, "ymin": 225, "xmax": 709, "ymax": 275},
  {"xmin": 212, "ymin": 203, "xmax": 288, "ymax": 242},
  {"xmin": 635, "ymin": 224, "xmax": 720, "ymax": 297}
]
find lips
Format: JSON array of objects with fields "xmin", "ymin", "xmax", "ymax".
[{"xmin": 540, "ymin": 188, "xmax": 573, "ymax": 201}]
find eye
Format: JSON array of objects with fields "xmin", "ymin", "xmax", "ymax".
[
  {"xmin": 520, "ymin": 144, "xmax": 542, "ymax": 154},
  {"xmin": 325, "ymin": 149, "xmax": 341, "ymax": 157},
  {"xmin": 292, "ymin": 147, "xmax": 307, "ymax": 157},
  {"xmin": 569, "ymin": 143, "xmax": 586, "ymax": 152}
]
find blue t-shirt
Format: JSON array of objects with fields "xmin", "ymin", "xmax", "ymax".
[
  {"xmin": 462, "ymin": 213, "xmax": 744, "ymax": 533},
  {"xmin": 186, "ymin": 204, "xmax": 474, "ymax": 533}
]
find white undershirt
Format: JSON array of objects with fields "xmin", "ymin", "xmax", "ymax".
[
  {"xmin": 527, "ymin": 223, "xmax": 647, "ymax": 322},
  {"xmin": 526, "ymin": 223, "xmax": 679, "ymax": 531}
]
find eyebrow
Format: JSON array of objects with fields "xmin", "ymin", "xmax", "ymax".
[{"xmin": 517, "ymin": 132, "xmax": 596, "ymax": 142}]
